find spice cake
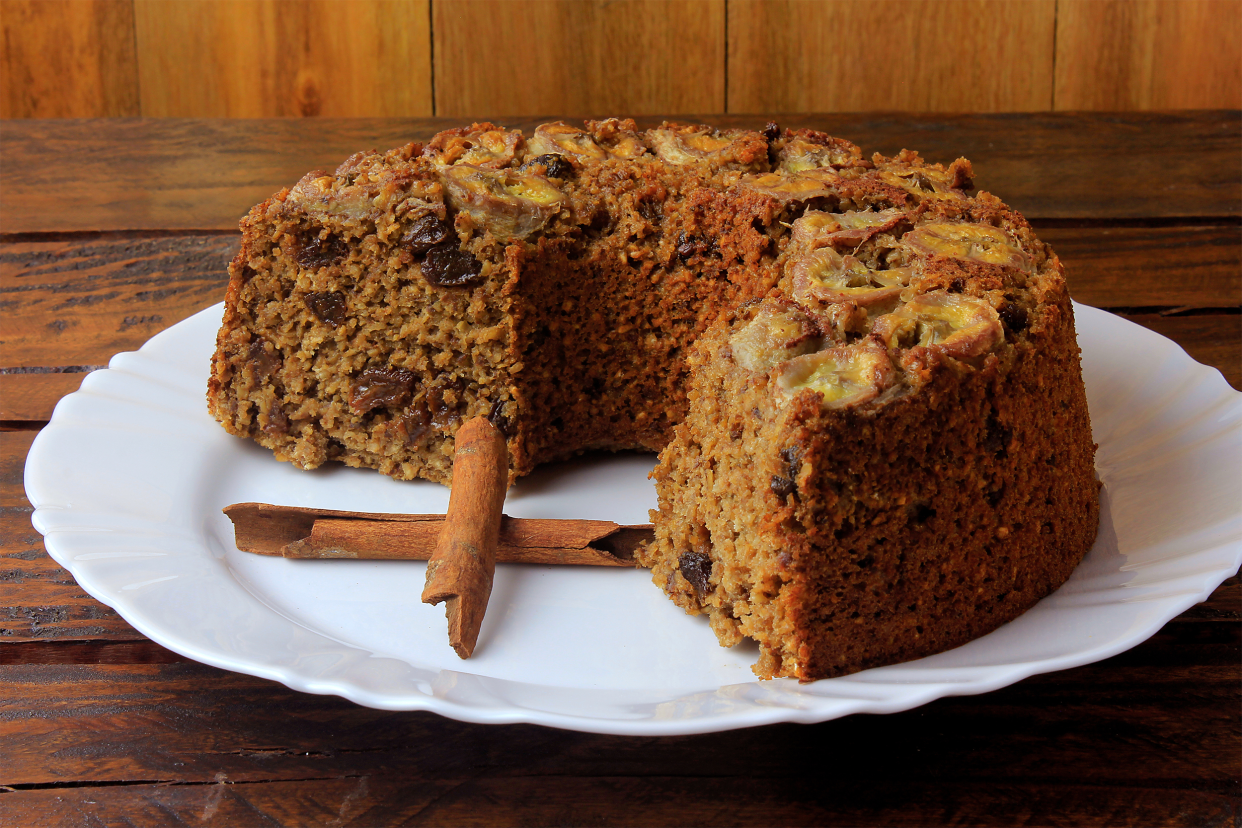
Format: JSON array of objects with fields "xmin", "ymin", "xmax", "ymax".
[{"xmin": 208, "ymin": 120, "xmax": 1099, "ymax": 680}]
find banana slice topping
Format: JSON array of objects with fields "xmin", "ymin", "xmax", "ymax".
[
  {"xmin": 741, "ymin": 169, "xmax": 841, "ymax": 203},
  {"xmin": 730, "ymin": 304, "xmax": 822, "ymax": 372},
  {"xmin": 790, "ymin": 247, "xmax": 911, "ymax": 308},
  {"xmin": 776, "ymin": 344, "xmax": 895, "ymax": 408},
  {"xmin": 871, "ymin": 292, "xmax": 1004, "ymax": 358},
  {"xmin": 777, "ymin": 135, "xmax": 863, "ymax": 172},
  {"xmin": 440, "ymin": 164, "xmax": 563, "ymax": 241},
  {"xmin": 528, "ymin": 122, "xmax": 609, "ymax": 162},
  {"xmin": 790, "ymin": 208, "xmax": 907, "ymax": 250},
  {"xmin": 649, "ymin": 125, "xmax": 749, "ymax": 165},
  {"xmin": 424, "ymin": 125, "xmax": 522, "ymax": 168},
  {"xmin": 902, "ymin": 222, "xmax": 1030, "ymax": 270}
]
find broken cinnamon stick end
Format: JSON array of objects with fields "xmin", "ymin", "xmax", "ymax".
[
  {"xmin": 444, "ymin": 596, "xmax": 480, "ymax": 659},
  {"xmin": 223, "ymin": 502, "xmax": 316, "ymax": 556}
]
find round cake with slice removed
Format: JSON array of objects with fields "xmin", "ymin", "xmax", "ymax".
[{"xmin": 207, "ymin": 120, "xmax": 1099, "ymax": 681}]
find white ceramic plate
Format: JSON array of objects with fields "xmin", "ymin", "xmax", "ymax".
[{"xmin": 25, "ymin": 303, "xmax": 1242, "ymax": 735}]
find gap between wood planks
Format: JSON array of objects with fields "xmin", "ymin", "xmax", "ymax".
[
  {"xmin": 4, "ymin": 774, "xmax": 369, "ymax": 792},
  {"xmin": 1030, "ymin": 216, "xmax": 1242, "ymax": 229},
  {"xmin": 0, "ymin": 228, "xmax": 242, "ymax": 244},
  {"xmin": 0, "ymin": 639, "xmax": 190, "ymax": 665}
]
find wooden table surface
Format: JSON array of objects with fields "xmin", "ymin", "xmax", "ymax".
[{"xmin": 2, "ymin": 113, "xmax": 1239, "ymax": 827}]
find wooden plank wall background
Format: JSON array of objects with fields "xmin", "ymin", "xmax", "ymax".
[{"xmin": 1, "ymin": 0, "xmax": 1241, "ymax": 119}]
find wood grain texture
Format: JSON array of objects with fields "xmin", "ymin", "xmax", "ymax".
[
  {"xmin": 2, "ymin": 638, "xmax": 188, "ymax": 665},
  {"xmin": 0, "ymin": 373, "xmax": 87, "ymax": 421},
  {"xmin": 4, "ymin": 0, "xmax": 1242, "ymax": 120},
  {"xmin": 1047, "ymin": 226, "xmax": 1242, "ymax": 310},
  {"xmin": 433, "ymin": 0, "xmax": 725, "ymax": 117},
  {"xmin": 727, "ymin": 0, "xmax": 1056, "ymax": 114},
  {"xmin": 132, "ymin": 0, "xmax": 432, "ymax": 118},
  {"xmin": 0, "ymin": 118, "xmax": 453, "ymax": 234},
  {"xmin": 0, "ymin": 0, "xmax": 139, "ymax": 118},
  {"xmin": 3, "ymin": 779, "xmax": 1235, "ymax": 827},
  {"xmin": 1056, "ymin": 0, "xmax": 1242, "ymax": 111},
  {"xmin": 0, "ymin": 234, "xmax": 236, "ymax": 367},
  {"xmin": 2, "ymin": 114, "xmax": 1237, "ymax": 235},
  {"xmin": 0, "ymin": 619, "xmax": 1236, "ymax": 824}
]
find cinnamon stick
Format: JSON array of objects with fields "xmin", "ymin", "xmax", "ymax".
[
  {"xmin": 420, "ymin": 417, "xmax": 509, "ymax": 658},
  {"xmin": 223, "ymin": 503, "xmax": 649, "ymax": 566}
]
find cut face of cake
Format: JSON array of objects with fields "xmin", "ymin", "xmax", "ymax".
[
  {"xmin": 208, "ymin": 120, "xmax": 792, "ymax": 484},
  {"xmin": 208, "ymin": 120, "xmax": 1099, "ymax": 681}
]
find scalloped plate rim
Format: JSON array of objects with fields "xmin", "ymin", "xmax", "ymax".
[{"xmin": 23, "ymin": 301, "xmax": 1242, "ymax": 735}]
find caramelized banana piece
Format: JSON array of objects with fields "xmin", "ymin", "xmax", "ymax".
[
  {"xmin": 903, "ymin": 222, "xmax": 1030, "ymax": 271},
  {"xmin": 872, "ymin": 292, "xmax": 1004, "ymax": 358},
  {"xmin": 776, "ymin": 344, "xmax": 895, "ymax": 409},
  {"xmin": 876, "ymin": 156, "xmax": 972, "ymax": 197},
  {"xmin": 778, "ymin": 134, "xmax": 865, "ymax": 172},
  {"xmin": 729, "ymin": 303, "xmax": 822, "ymax": 372},
  {"xmin": 288, "ymin": 171, "xmax": 378, "ymax": 219},
  {"xmin": 586, "ymin": 118, "xmax": 649, "ymax": 159},
  {"xmin": 527, "ymin": 122, "xmax": 608, "ymax": 162},
  {"xmin": 790, "ymin": 247, "xmax": 911, "ymax": 308},
  {"xmin": 440, "ymin": 164, "xmax": 563, "ymax": 241},
  {"xmin": 789, "ymin": 207, "xmax": 907, "ymax": 250},
  {"xmin": 648, "ymin": 124, "xmax": 762, "ymax": 166},
  {"xmin": 424, "ymin": 124, "xmax": 522, "ymax": 168},
  {"xmin": 288, "ymin": 169, "xmax": 441, "ymax": 220},
  {"xmin": 741, "ymin": 169, "xmax": 841, "ymax": 203}
]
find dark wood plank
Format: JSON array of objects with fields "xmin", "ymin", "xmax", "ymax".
[
  {"xmin": 0, "ymin": 620, "xmax": 1237, "ymax": 789},
  {"xmin": 1048, "ymin": 225, "xmax": 1242, "ymax": 310},
  {"xmin": 0, "ymin": 233, "xmax": 236, "ymax": 368},
  {"xmin": 2, "ymin": 113, "xmax": 1238, "ymax": 233},
  {"xmin": 1, "ymin": 638, "xmax": 187, "ymax": 665},
  {"xmin": 0, "ymin": 372, "xmax": 87, "ymax": 421},
  {"xmin": 3, "ymin": 778, "xmax": 1235, "ymax": 827},
  {"xmin": 0, "ymin": 780, "xmax": 449, "ymax": 828}
]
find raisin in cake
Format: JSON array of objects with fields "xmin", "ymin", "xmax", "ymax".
[{"xmin": 208, "ymin": 120, "xmax": 1099, "ymax": 681}]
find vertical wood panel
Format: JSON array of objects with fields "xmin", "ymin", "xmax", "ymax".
[
  {"xmin": 1055, "ymin": 0, "xmax": 1242, "ymax": 110},
  {"xmin": 0, "ymin": 0, "xmax": 138, "ymax": 118},
  {"xmin": 727, "ymin": 0, "xmax": 1055, "ymax": 114},
  {"xmin": 132, "ymin": 0, "xmax": 432, "ymax": 118},
  {"xmin": 433, "ymin": 0, "xmax": 724, "ymax": 118}
]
